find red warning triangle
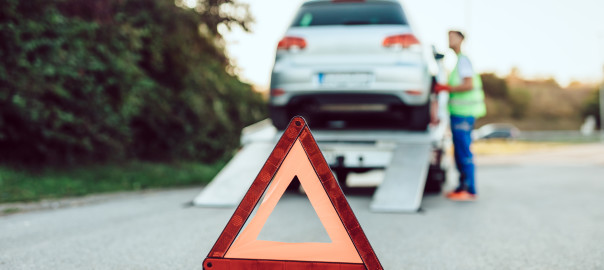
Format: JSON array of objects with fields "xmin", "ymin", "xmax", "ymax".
[{"xmin": 203, "ymin": 117, "xmax": 382, "ymax": 270}]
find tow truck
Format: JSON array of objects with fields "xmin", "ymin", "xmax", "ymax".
[
  {"xmin": 195, "ymin": 0, "xmax": 452, "ymax": 210},
  {"xmin": 193, "ymin": 92, "xmax": 451, "ymax": 213}
]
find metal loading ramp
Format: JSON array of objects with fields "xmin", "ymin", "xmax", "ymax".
[
  {"xmin": 192, "ymin": 142, "xmax": 275, "ymax": 207},
  {"xmin": 369, "ymin": 142, "xmax": 431, "ymax": 212},
  {"xmin": 193, "ymin": 118, "xmax": 448, "ymax": 213},
  {"xmin": 193, "ymin": 120, "xmax": 278, "ymax": 207}
]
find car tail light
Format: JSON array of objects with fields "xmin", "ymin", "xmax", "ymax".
[
  {"xmin": 383, "ymin": 34, "xmax": 420, "ymax": 48},
  {"xmin": 405, "ymin": 90, "xmax": 423, "ymax": 96},
  {"xmin": 277, "ymin": 37, "xmax": 306, "ymax": 51},
  {"xmin": 270, "ymin": 88, "xmax": 285, "ymax": 97}
]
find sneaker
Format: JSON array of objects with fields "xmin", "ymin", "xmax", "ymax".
[
  {"xmin": 445, "ymin": 190, "xmax": 461, "ymax": 198},
  {"xmin": 445, "ymin": 188, "xmax": 465, "ymax": 198},
  {"xmin": 447, "ymin": 191, "xmax": 476, "ymax": 201}
]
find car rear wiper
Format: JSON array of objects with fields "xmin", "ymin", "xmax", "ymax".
[{"xmin": 342, "ymin": 21, "xmax": 372, "ymax": 25}]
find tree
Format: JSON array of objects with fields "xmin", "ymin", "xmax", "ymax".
[
  {"xmin": 480, "ymin": 73, "xmax": 508, "ymax": 99},
  {"xmin": 191, "ymin": 0, "xmax": 254, "ymax": 37},
  {"xmin": 0, "ymin": 0, "xmax": 266, "ymax": 166},
  {"xmin": 508, "ymin": 88, "xmax": 531, "ymax": 119}
]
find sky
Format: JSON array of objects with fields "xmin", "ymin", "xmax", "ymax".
[{"xmin": 188, "ymin": 0, "xmax": 604, "ymax": 88}]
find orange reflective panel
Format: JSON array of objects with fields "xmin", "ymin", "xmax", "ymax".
[{"xmin": 224, "ymin": 139, "xmax": 362, "ymax": 263}]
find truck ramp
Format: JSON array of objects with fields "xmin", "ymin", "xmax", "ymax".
[
  {"xmin": 369, "ymin": 142, "xmax": 431, "ymax": 212},
  {"xmin": 193, "ymin": 142, "xmax": 274, "ymax": 207}
]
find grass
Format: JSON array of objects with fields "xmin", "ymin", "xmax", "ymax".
[
  {"xmin": 472, "ymin": 140, "xmax": 569, "ymax": 155},
  {"xmin": 0, "ymin": 161, "xmax": 225, "ymax": 204},
  {"xmin": 2, "ymin": 207, "xmax": 21, "ymax": 214},
  {"xmin": 475, "ymin": 117, "xmax": 582, "ymax": 131}
]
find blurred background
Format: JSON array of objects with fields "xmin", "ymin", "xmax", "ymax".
[{"xmin": 1, "ymin": 0, "xmax": 603, "ymax": 206}]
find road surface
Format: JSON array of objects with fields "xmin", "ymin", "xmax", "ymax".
[{"xmin": 1, "ymin": 144, "xmax": 603, "ymax": 269}]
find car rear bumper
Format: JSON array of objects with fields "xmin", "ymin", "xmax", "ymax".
[
  {"xmin": 269, "ymin": 93, "xmax": 426, "ymax": 129},
  {"xmin": 270, "ymin": 63, "xmax": 432, "ymax": 107}
]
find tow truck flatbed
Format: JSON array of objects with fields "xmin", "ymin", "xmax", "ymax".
[{"xmin": 193, "ymin": 114, "xmax": 450, "ymax": 213}]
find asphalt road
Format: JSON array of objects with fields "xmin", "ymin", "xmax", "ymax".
[{"xmin": 1, "ymin": 145, "xmax": 604, "ymax": 269}]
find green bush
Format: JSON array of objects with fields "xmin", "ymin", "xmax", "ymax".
[
  {"xmin": 481, "ymin": 73, "xmax": 508, "ymax": 99},
  {"xmin": 508, "ymin": 88, "xmax": 531, "ymax": 119},
  {"xmin": 0, "ymin": 0, "xmax": 266, "ymax": 166}
]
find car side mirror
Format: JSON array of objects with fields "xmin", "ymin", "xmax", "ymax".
[{"xmin": 431, "ymin": 45, "xmax": 444, "ymax": 60}]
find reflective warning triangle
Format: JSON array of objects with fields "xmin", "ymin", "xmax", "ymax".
[{"xmin": 203, "ymin": 116, "xmax": 383, "ymax": 270}]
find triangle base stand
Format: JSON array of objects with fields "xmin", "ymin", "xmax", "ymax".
[{"xmin": 204, "ymin": 258, "xmax": 365, "ymax": 270}]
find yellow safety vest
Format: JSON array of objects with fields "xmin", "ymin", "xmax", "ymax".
[{"xmin": 448, "ymin": 53, "xmax": 487, "ymax": 118}]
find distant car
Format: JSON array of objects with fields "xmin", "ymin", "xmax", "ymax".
[
  {"xmin": 472, "ymin": 123, "xmax": 520, "ymax": 140},
  {"xmin": 269, "ymin": 0, "xmax": 438, "ymax": 130}
]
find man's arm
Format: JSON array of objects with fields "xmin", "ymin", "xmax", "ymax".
[
  {"xmin": 450, "ymin": 55, "xmax": 474, "ymax": 92},
  {"xmin": 433, "ymin": 56, "xmax": 476, "ymax": 93},
  {"xmin": 449, "ymin": 77, "xmax": 473, "ymax": 92}
]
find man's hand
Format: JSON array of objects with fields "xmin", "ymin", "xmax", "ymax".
[
  {"xmin": 433, "ymin": 83, "xmax": 451, "ymax": 94},
  {"xmin": 430, "ymin": 98, "xmax": 440, "ymax": 126},
  {"xmin": 430, "ymin": 113, "xmax": 441, "ymax": 126}
]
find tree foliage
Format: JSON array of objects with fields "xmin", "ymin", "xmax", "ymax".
[
  {"xmin": 508, "ymin": 88, "xmax": 530, "ymax": 119},
  {"xmin": 481, "ymin": 73, "xmax": 508, "ymax": 99},
  {"xmin": 0, "ymin": 0, "xmax": 266, "ymax": 166},
  {"xmin": 189, "ymin": 0, "xmax": 254, "ymax": 37},
  {"xmin": 478, "ymin": 72, "xmax": 599, "ymax": 129}
]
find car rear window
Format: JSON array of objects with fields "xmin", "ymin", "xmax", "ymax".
[{"xmin": 291, "ymin": 1, "xmax": 407, "ymax": 27}]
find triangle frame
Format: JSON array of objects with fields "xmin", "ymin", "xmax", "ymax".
[{"xmin": 203, "ymin": 116, "xmax": 383, "ymax": 270}]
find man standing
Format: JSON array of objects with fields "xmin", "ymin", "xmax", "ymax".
[{"xmin": 434, "ymin": 30, "xmax": 486, "ymax": 201}]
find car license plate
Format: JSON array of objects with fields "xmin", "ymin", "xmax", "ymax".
[{"xmin": 317, "ymin": 73, "xmax": 374, "ymax": 87}]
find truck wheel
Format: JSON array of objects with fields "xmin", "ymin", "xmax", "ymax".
[
  {"xmin": 270, "ymin": 106, "xmax": 289, "ymax": 130},
  {"xmin": 424, "ymin": 166, "xmax": 446, "ymax": 193},
  {"xmin": 286, "ymin": 176, "xmax": 301, "ymax": 191},
  {"xmin": 407, "ymin": 103, "xmax": 430, "ymax": 131}
]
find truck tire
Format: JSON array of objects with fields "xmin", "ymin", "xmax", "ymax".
[
  {"xmin": 270, "ymin": 106, "xmax": 289, "ymax": 130},
  {"xmin": 286, "ymin": 176, "xmax": 301, "ymax": 191},
  {"xmin": 334, "ymin": 169, "xmax": 348, "ymax": 189},
  {"xmin": 424, "ymin": 166, "xmax": 446, "ymax": 193},
  {"xmin": 407, "ymin": 103, "xmax": 431, "ymax": 131}
]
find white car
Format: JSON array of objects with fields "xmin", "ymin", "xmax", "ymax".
[
  {"xmin": 472, "ymin": 123, "xmax": 520, "ymax": 140},
  {"xmin": 269, "ymin": 0, "xmax": 439, "ymax": 130}
]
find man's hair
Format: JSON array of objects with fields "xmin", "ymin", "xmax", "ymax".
[{"xmin": 449, "ymin": 30, "xmax": 465, "ymax": 40}]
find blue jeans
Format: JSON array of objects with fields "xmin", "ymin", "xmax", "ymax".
[{"xmin": 450, "ymin": 115, "xmax": 477, "ymax": 194}]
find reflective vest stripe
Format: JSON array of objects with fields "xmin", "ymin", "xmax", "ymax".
[{"xmin": 449, "ymin": 98, "xmax": 484, "ymax": 106}]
